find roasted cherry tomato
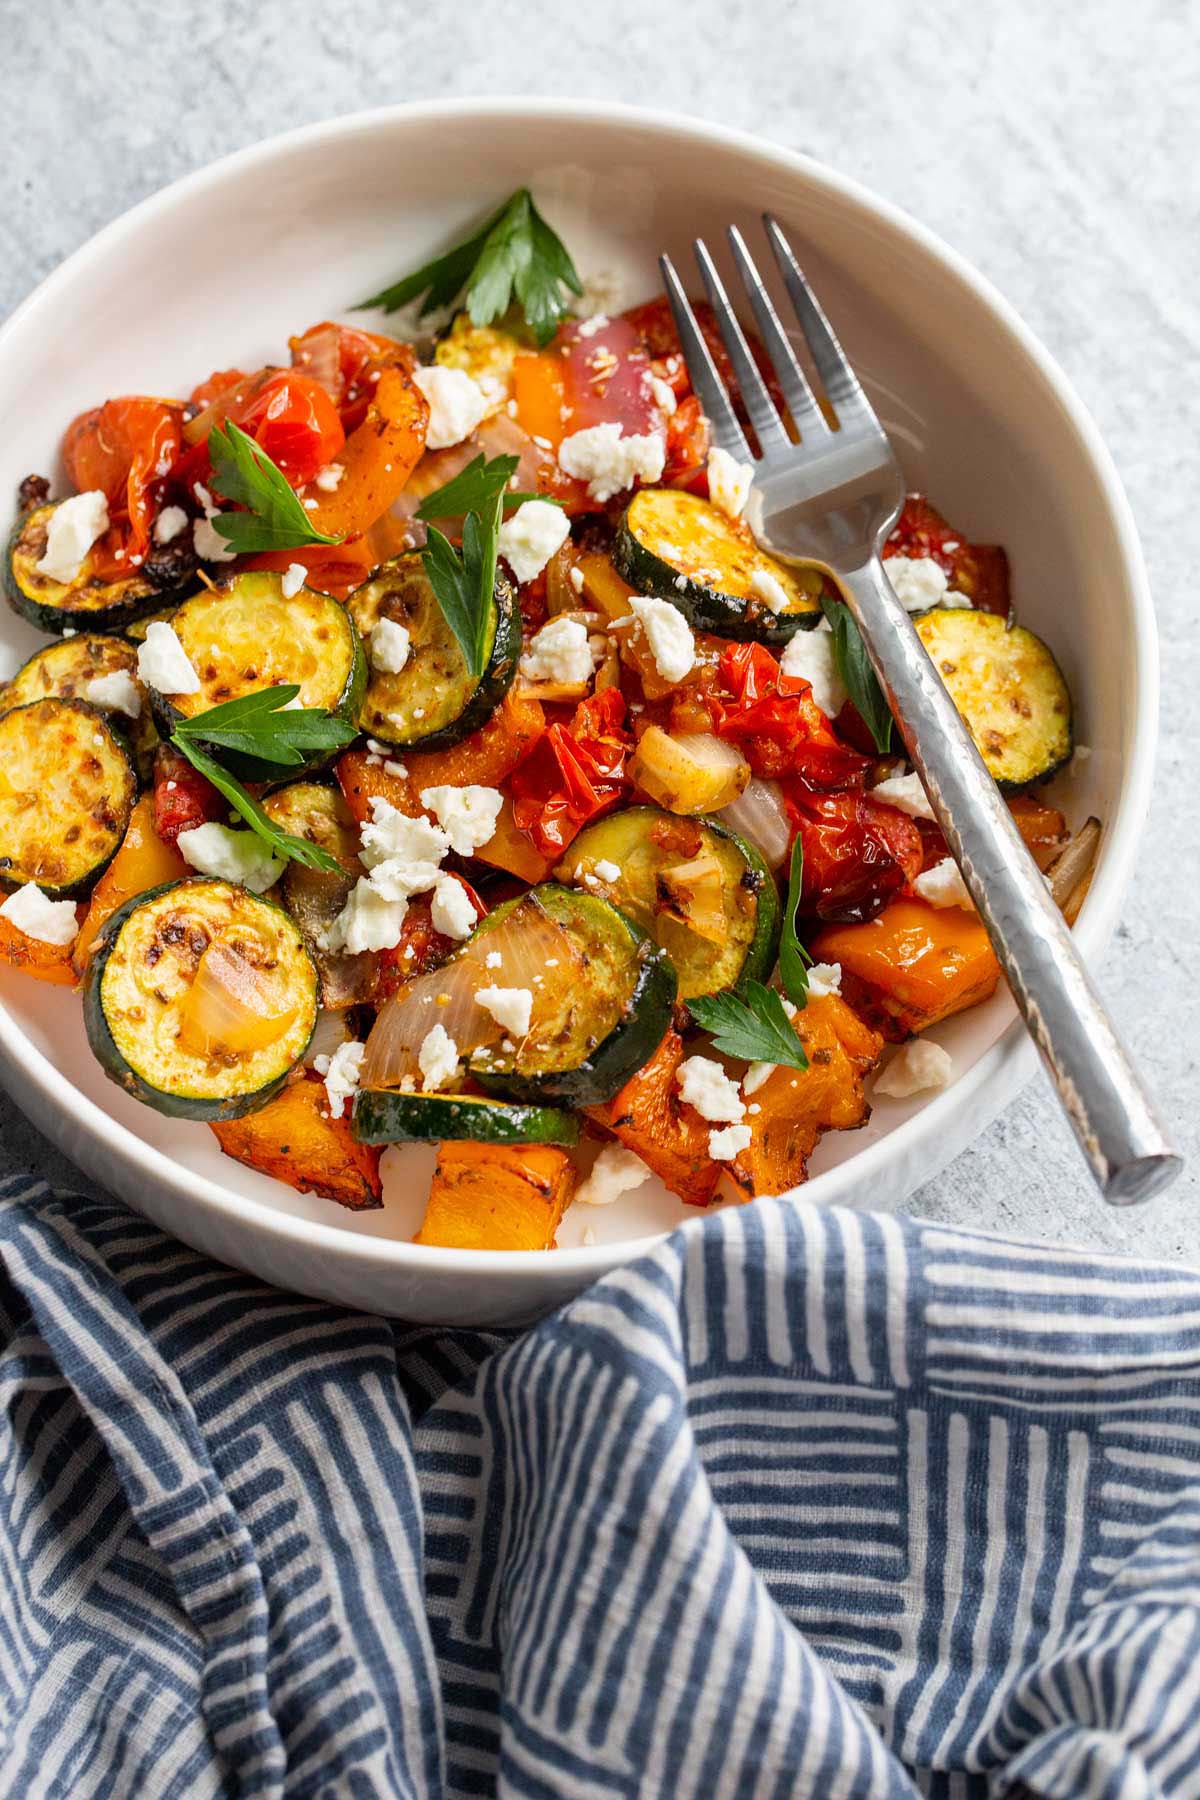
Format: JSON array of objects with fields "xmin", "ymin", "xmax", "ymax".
[
  {"xmin": 511, "ymin": 687, "xmax": 632, "ymax": 858},
  {"xmin": 788, "ymin": 790, "xmax": 924, "ymax": 925},
  {"xmin": 710, "ymin": 641, "xmax": 871, "ymax": 787},
  {"xmin": 290, "ymin": 320, "xmax": 411, "ymax": 433},
  {"xmin": 63, "ymin": 396, "xmax": 184, "ymax": 577},
  {"xmin": 622, "ymin": 296, "xmax": 785, "ymax": 439},
  {"xmin": 176, "ymin": 368, "xmax": 345, "ymax": 494},
  {"xmin": 151, "ymin": 745, "xmax": 226, "ymax": 845},
  {"xmin": 372, "ymin": 881, "xmax": 487, "ymax": 1001}
]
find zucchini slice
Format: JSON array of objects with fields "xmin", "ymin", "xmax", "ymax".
[
  {"xmin": 915, "ymin": 607, "xmax": 1072, "ymax": 788},
  {"xmin": 1, "ymin": 634, "xmax": 158, "ymax": 782},
  {"xmin": 469, "ymin": 883, "xmax": 677, "ymax": 1107},
  {"xmin": 84, "ymin": 877, "xmax": 318, "ymax": 1121},
  {"xmin": 152, "ymin": 572, "xmax": 365, "ymax": 777},
  {"xmin": 347, "ymin": 552, "xmax": 519, "ymax": 750},
  {"xmin": 262, "ymin": 781, "xmax": 375, "ymax": 1009},
  {"xmin": 5, "ymin": 501, "xmax": 195, "ymax": 635},
  {"xmin": 0, "ymin": 698, "xmax": 136, "ymax": 896},
  {"xmin": 555, "ymin": 806, "xmax": 779, "ymax": 1000},
  {"xmin": 352, "ymin": 1089, "xmax": 579, "ymax": 1146},
  {"xmin": 613, "ymin": 488, "xmax": 825, "ymax": 643}
]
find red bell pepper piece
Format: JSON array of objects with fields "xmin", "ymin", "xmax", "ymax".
[{"xmin": 510, "ymin": 688, "xmax": 633, "ymax": 859}]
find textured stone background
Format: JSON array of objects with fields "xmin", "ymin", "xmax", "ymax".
[{"xmin": 0, "ymin": 0, "xmax": 1195, "ymax": 1257}]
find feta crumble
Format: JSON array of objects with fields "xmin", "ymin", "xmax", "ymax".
[
  {"xmin": 709, "ymin": 1123, "xmax": 752, "ymax": 1161},
  {"xmin": 706, "ymin": 447, "xmax": 753, "ymax": 520},
  {"xmin": 497, "ymin": 499, "xmax": 571, "ymax": 585},
  {"xmin": 913, "ymin": 856, "xmax": 975, "ymax": 911},
  {"xmin": 418, "ymin": 1023, "xmax": 459, "ymax": 1092},
  {"xmin": 575, "ymin": 314, "xmax": 610, "ymax": 339},
  {"xmin": 806, "ymin": 961, "xmax": 843, "ymax": 999},
  {"xmin": 419, "ymin": 784, "xmax": 503, "ymax": 856},
  {"xmin": 677, "ymin": 1054, "xmax": 745, "ymax": 1124},
  {"xmin": 558, "ymin": 423, "xmax": 665, "ymax": 503},
  {"xmin": 136, "ymin": 621, "xmax": 201, "ymax": 695},
  {"xmin": 83, "ymin": 669, "xmax": 142, "ymax": 720},
  {"xmin": 326, "ymin": 878, "xmax": 409, "ymax": 954},
  {"xmin": 520, "ymin": 615, "xmax": 593, "ymax": 686},
  {"xmin": 430, "ymin": 875, "xmax": 477, "ymax": 940},
  {"xmin": 874, "ymin": 1039, "xmax": 954, "ymax": 1098},
  {"xmin": 779, "ymin": 628, "xmax": 848, "ymax": 719},
  {"xmin": 358, "ymin": 799, "xmax": 449, "ymax": 896},
  {"xmin": 176, "ymin": 822, "xmax": 284, "ymax": 893},
  {"xmin": 322, "ymin": 1039, "xmax": 365, "ymax": 1119},
  {"xmin": 628, "ymin": 595, "xmax": 695, "ymax": 683},
  {"xmin": 152, "ymin": 504, "xmax": 189, "ymax": 546},
  {"xmin": 647, "ymin": 373, "xmax": 677, "ymax": 416},
  {"xmin": 0, "ymin": 882, "xmax": 78, "ymax": 946},
  {"xmin": 475, "ymin": 985, "xmax": 534, "ymax": 1037},
  {"xmin": 742, "ymin": 1062, "xmax": 776, "ymax": 1097},
  {"xmin": 883, "ymin": 555, "xmax": 970, "ymax": 612},
  {"xmin": 748, "ymin": 566, "xmax": 791, "ymax": 614},
  {"xmin": 413, "ymin": 365, "xmax": 489, "ymax": 449},
  {"xmin": 370, "ymin": 617, "xmax": 411, "ymax": 675},
  {"xmin": 592, "ymin": 859, "xmax": 620, "ymax": 883},
  {"xmin": 871, "ymin": 770, "xmax": 935, "ymax": 821},
  {"xmin": 485, "ymin": 950, "xmax": 502, "ymax": 969},
  {"xmin": 192, "ymin": 485, "xmax": 237, "ymax": 563},
  {"xmin": 575, "ymin": 1142, "xmax": 653, "ymax": 1206},
  {"xmin": 280, "ymin": 562, "xmax": 307, "ymax": 598},
  {"xmin": 35, "ymin": 490, "xmax": 109, "ymax": 584},
  {"xmin": 314, "ymin": 462, "xmax": 344, "ymax": 492}
]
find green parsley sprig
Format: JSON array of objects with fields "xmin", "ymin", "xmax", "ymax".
[
  {"xmin": 422, "ymin": 487, "xmax": 504, "ymax": 681},
  {"xmin": 778, "ymin": 834, "xmax": 811, "ymax": 1007},
  {"xmin": 359, "ymin": 187, "xmax": 583, "ymax": 346},
  {"xmin": 686, "ymin": 981, "xmax": 809, "ymax": 1073},
  {"xmin": 170, "ymin": 734, "xmax": 344, "ymax": 875},
  {"xmin": 208, "ymin": 421, "xmax": 343, "ymax": 556},
  {"xmin": 172, "ymin": 686, "xmax": 357, "ymax": 768},
  {"xmin": 415, "ymin": 451, "xmax": 560, "ymax": 523},
  {"xmin": 823, "ymin": 597, "xmax": 894, "ymax": 754}
]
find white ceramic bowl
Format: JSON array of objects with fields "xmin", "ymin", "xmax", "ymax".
[{"xmin": 0, "ymin": 102, "xmax": 1156, "ymax": 1324}]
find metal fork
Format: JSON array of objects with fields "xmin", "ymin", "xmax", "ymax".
[{"xmin": 661, "ymin": 216, "xmax": 1180, "ymax": 1206}]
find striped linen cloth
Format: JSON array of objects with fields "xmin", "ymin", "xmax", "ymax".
[{"xmin": 1, "ymin": 1172, "xmax": 1198, "ymax": 1798}]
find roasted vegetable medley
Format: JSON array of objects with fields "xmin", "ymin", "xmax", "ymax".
[{"xmin": 0, "ymin": 193, "xmax": 1097, "ymax": 1248}]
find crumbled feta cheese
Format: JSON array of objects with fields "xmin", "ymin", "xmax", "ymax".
[
  {"xmin": 192, "ymin": 513, "xmax": 236, "ymax": 563},
  {"xmin": 280, "ymin": 562, "xmax": 307, "ymax": 598},
  {"xmin": 709, "ymin": 1123, "xmax": 752, "ymax": 1161},
  {"xmin": 575, "ymin": 314, "xmax": 610, "ymax": 339},
  {"xmin": 0, "ymin": 882, "xmax": 78, "ymax": 946},
  {"xmin": 742, "ymin": 1062, "xmax": 775, "ymax": 1097},
  {"xmin": 806, "ymin": 961, "xmax": 842, "ymax": 998},
  {"xmin": 152, "ymin": 504, "xmax": 189, "ymax": 545},
  {"xmin": 581, "ymin": 1225, "xmax": 597, "ymax": 1246},
  {"xmin": 322, "ymin": 1039, "xmax": 365, "ymax": 1119},
  {"xmin": 871, "ymin": 771, "xmax": 935, "ymax": 822},
  {"xmin": 677, "ymin": 1054, "xmax": 745, "ymax": 1123},
  {"xmin": 749, "ymin": 566, "xmax": 791, "ymax": 614},
  {"xmin": 883, "ymin": 555, "xmax": 969, "ymax": 612},
  {"xmin": 413, "ymin": 365, "xmax": 489, "ymax": 449},
  {"xmin": 558, "ymin": 423, "xmax": 665, "ymax": 503},
  {"xmin": 419, "ymin": 784, "xmax": 503, "ymax": 856},
  {"xmin": 175, "ymin": 822, "xmax": 284, "ymax": 893},
  {"xmin": 358, "ymin": 799, "xmax": 449, "ymax": 895},
  {"xmin": 706, "ymin": 447, "xmax": 753, "ymax": 520},
  {"xmin": 485, "ymin": 950, "xmax": 502, "ymax": 969},
  {"xmin": 939, "ymin": 589, "xmax": 973, "ymax": 610},
  {"xmin": 628, "ymin": 595, "xmax": 695, "ymax": 683},
  {"xmin": 83, "ymin": 669, "xmax": 142, "ymax": 720},
  {"xmin": 874, "ymin": 1039, "xmax": 954, "ymax": 1098},
  {"xmin": 314, "ymin": 462, "xmax": 344, "ymax": 492},
  {"xmin": 914, "ymin": 856, "xmax": 975, "ymax": 911},
  {"xmin": 35, "ymin": 491, "xmax": 109, "ymax": 584},
  {"xmin": 136, "ymin": 621, "xmax": 201, "ymax": 695},
  {"xmin": 418, "ymin": 1023, "xmax": 459, "ymax": 1091},
  {"xmin": 569, "ymin": 566, "xmax": 585, "ymax": 595},
  {"xmin": 370, "ymin": 617, "xmax": 411, "ymax": 675},
  {"xmin": 647, "ymin": 373, "xmax": 677, "ymax": 416},
  {"xmin": 475, "ymin": 985, "xmax": 534, "ymax": 1037},
  {"xmin": 592, "ymin": 860, "xmax": 621, "ymax": 883},
  {"xmin": 326, "ymin": 878, "xmax": 408, "ymax": 954},
  {"xmin": 520, "ymin": 616, "xmax": 593, "ymax": 686},
  {"xmin": 779, "ymin": 628, "xmax": 848, "ymax": 719},
  {"xmin": 575, "ymin": 1142, "xmax": 652, "ymax": 1206},
  {"xmin": 1070, "ymin": 745, "xmax": 1092, "ymax": 777},
  {"xmin": 497, "ymin": 499, "xmax": 571, "ymax": 585},
  {"xmin": 430, "ymin": 875, "xmax": 477, "ymax": 940}
]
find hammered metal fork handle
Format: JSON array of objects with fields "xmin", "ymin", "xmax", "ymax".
[{"xmin": 842, "ymin": 556, "xmax": 1179, "ymax": 1205}]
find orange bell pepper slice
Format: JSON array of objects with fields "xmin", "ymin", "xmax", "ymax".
[
  {"xmin": 73, "ymin": 794, "xmax": 186, "ymax": 974},
  {"xmin": 303, "ymin": 363, "xmax": 430, "ymax": 542}
]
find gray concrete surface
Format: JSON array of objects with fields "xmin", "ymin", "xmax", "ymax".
[{"xmin": 1, "ymin": 0, "xmax": 1196, "ymax": 1258}]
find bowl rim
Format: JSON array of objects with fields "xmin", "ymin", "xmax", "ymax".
[{"xmin": 0, "ymin": 97, "xmax": 1158, "ymax": 1278}]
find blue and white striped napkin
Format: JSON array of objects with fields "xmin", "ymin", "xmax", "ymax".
[{"xmin": 1, "ymin": 1171, "xmax": 1197, "ymax": 1798}]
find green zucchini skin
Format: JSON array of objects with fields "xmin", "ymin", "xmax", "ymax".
[
  {"xmin": 351, "ymin": 1089, "xmax": 580, "ymax": 1146},
  {"xmin": 149, "ymin": 573, "xmax": 366, "ymax": 780},
  {"xmin": 5, "ymin": 501, "xmax": 195, "ymax": 635},
  {"xmin": 555, "ymin": 807, "xmax": 780, "ymax": 1000},
  {"xmin": 83, "ymin": 877, "xmax": 318, "ymax": 1122},
  {"xmin": 346, "ymin": 552, "xmax": 519, "ymax": 751},
  {"xmin": 1, "ymin": 633, "xmax": 158, "ymax": 783},
  {"xmin": 0, "ymin": 698, "xmax": 137, "ymax": 897},
  {"xmin": 469, "ymin": 883, "xmax": 677, "ymax": 1108},
  {"xmin": 613, "ymin": 487, "xmax": 825, "ymax": 645},
  {"xmin": 913, "ymin": 607, "xmax": 1073, "ymax": 789}
]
